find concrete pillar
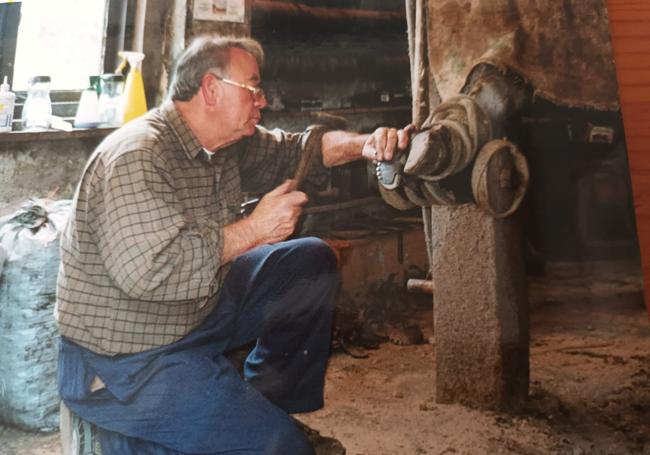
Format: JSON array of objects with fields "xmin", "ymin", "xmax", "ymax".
[{"xmin": 430, "ymin": 204, "xmax": 528, "ymax": 409}]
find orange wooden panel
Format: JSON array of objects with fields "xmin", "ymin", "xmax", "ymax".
[
  {"xmin": 607, "ymin": 0, "xmax": 650, "ymax": 321},
  {"xmin": 614, "ymin": 37, "xmax": 650, "ymax": 53},
  {"xmin": 618, "ymin": 75, "xmax": 650, "ymax": 85}
]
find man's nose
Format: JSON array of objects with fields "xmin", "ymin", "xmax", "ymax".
[{"xmin": 254, "ymin": 93, "xmax": 267, "ymax": 109}]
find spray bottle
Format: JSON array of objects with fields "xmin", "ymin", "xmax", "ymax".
[
  {"xmin": 119, "ymin": 51, "xmax": 147, "ymax": 124},
  {"xmin": 0, "ymin": 76, "xmax": 16, "ymax": 132}
]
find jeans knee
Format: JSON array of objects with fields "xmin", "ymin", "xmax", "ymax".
[{"xmin": 291, "ymin": 237, "xmax": 338, "ymax": 276}]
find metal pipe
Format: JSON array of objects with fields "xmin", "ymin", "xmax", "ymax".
[
  {"xmin": 407, "ymin": 278, "xmax": 434, "ymax": 294},
  {"xmin": 253, "ymin": 0, "xmax": 405, "ymax": 28},
  {"xmin": 263, "ymin": 48, "xmax": 409, "ymax": 80},
  {"xmin": 117, "ymin": 0, "xmax": 128, "ymax": 52},
  {"xmin": 241, "ymin": 196, "xmax": 384, "ymax": 217},
  {"xmin": 303, "ymin": 196, "xmax": 383, "ymax": 215},
  {"xmin": 133, "ymin": 0, "xmax": 147, "ymax": 53}
]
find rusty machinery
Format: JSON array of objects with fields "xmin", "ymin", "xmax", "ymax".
[{"xmin": 376, "ymin": 64, "xmax": 531, "ymax": 220}]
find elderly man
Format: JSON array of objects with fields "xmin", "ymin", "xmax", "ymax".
[{"xmin": 56, "ymin": 35, "xmax": 411, "ymax": 454}]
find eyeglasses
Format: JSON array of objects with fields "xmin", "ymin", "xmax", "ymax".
[{"xmin": 208, "ymin": 72, "xmax": 265, "ymax": 102}]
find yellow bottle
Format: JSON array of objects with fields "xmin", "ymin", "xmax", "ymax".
[{"xmin": 119, "ymin": 51, "xmax": 147, "ymax": 124}]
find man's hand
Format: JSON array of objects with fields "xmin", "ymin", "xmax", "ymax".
[
  {"xmin": 361, "ymin": 124, "xmax": 416, "ymax": 162},
  {"xmin": 248, "ymin": 179, "xmax": 308, "ymax": 244}
]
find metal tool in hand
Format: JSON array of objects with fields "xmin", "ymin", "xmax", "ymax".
[{"xmin": 239, "ymin": 125, "xmax": 325, "ymax": 216}]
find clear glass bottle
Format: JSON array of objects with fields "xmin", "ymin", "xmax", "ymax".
[
  {"xmin": 98, "ymin": 73, "xmax": 124, "ymax": 127},
  {"xmin": 22, "ymin": 75, "xmax": 52, "ymax": 131}
]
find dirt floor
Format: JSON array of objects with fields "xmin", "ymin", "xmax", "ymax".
[{"xmin": 1, "ymin": 260, "xmax": 649, "ymax": 455}]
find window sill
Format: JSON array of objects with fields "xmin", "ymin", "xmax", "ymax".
[{"xmin": 0, "ymin": 127, "xmax": 116, "ymax": 143}]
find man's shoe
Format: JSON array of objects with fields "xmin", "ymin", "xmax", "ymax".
[{"xmin": 293, "ymin": 418, "xmax": 346, "ymax": 455}]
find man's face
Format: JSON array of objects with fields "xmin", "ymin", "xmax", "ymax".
[{"xmin": 217, "ymin": 47, "xmax": 267, "ymax": 139}]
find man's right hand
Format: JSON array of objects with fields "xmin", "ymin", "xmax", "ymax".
[{"xmin": 248, "ymin": 180, "xmax": 308, "ymax": 244}]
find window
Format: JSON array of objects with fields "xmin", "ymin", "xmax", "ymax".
[
  {"xmin": 0, "ymin": 0, "xmax": 135, "ymax": 129},
  {"xmin": 0, "ymin": 0, "xmax": 134, "ymax": 91},
  {"xmin": 12, "ymin": 0, "xmax": 107, "ymax": 90}
]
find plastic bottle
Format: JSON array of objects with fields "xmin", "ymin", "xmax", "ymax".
[
  {"xmin": 119, "ymin": 51, "xmax": 147, "ymax": 124},
  {"xmin": 22, "ymin": 75, "xmax": 52, "ymax": 131},
  {"xmin": 98, "ymin": 73, "xmax": 124, "ymax": 127},
  {"xmin": 74, "ymin": 87, "xmax": 101, "ymax": 128},
  {"xmin": 0, "ymin": 76, "xmax": 16, "ymax": 132}
]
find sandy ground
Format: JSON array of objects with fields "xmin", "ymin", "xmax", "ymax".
[{"xmin": 1, "ymin": 261, "xmax": 649, "ymax": 455}]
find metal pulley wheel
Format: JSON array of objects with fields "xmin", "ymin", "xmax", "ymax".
[
  {"xmin": 403, "ymin": 179, "xmax": 430, "ymax": 206},
  {"xmin": 376, "ymin": 151, "xmax": 416, "ymax": 210},
  {"xmin": 376, "ymin": 154, "xmax": 437, "ymax": 208},
  {"xmin": 378, "ymin": 184, "xmax": 416, "ymax": 210},
  {"xmin": 405, "ymin": 95, "xmax": 493, "ymax": 181},
  {"xmin": 421, "ymin": 180, "xmax": 459, "ymax": 206},
  {"xmin": 471, "ymin": 139, "xmax": 529, "ymax": 218}
]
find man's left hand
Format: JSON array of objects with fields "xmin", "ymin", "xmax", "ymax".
[{"xmin": 361, "ymin": 124, "xmax": 416, "ymax": 162}]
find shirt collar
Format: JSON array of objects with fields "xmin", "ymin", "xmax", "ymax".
[{"xmin": 160, "ymin": 100, "xmax": 203, "ymax": 161}]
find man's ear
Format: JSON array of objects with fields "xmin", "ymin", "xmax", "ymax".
[{"xmin": 200, "ymin": 73, "xmax": 219, "ymax": 107}]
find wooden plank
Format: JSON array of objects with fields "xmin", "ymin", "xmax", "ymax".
[{"xmin": 607, "ymin": 0, "xmax": 650, "ymax": 321}]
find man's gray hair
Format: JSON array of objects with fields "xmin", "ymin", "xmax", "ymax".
[{"xmin": 169, "ymin": 35, "xmax": 264, "ymax": 101}]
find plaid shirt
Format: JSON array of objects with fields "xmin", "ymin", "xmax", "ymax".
[{"xmin": 55, "ymin": 101, "xmax": 326, "ymax": 355}]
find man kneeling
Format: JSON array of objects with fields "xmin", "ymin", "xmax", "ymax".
[{"xmin": 55, "ymin": 35, "xmax": 411, "ymax": 454}]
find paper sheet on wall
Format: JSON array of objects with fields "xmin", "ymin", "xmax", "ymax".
[{"xmin": 193, "ymin": 0, "xmax": 245, "ymax": 23}]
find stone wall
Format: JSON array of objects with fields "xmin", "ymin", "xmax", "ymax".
[{"xmin": 0, "ymin": 131, "xmax": 104, "ymax": 215}]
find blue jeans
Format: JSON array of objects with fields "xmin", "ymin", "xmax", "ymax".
[{"xmin": 58, "ymin": 237, "xmax": 339, "ymax": 455}]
